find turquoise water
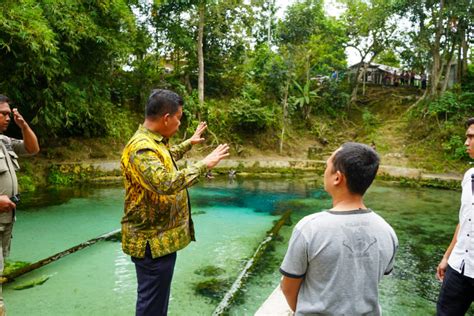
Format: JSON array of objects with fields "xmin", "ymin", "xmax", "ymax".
[
  {"xmin": 4, "ymin": 178, "xmax": 301, "ymax": 315},
  {"xmin": 3, "ymin": 177, "xmax": 472, "ymax": 315},
  {"xmin": 228, "ymin": 180, "xmax": 473, "ymax": 315}
]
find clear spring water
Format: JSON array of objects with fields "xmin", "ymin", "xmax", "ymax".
[{"xmin": 3, "ymin": 177, "xmax": 473, "ymax": 315}]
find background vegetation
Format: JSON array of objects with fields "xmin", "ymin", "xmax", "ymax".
[{"xmin": 0, "ymin": 0, "xmax": 472, "ymax": 174}]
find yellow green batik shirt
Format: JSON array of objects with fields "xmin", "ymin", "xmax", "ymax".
[{"xmin": 121, "ymin": 125, "xmax": 207, "ymax": 258}]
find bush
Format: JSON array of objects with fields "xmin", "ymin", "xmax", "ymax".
[
  {"xmin": 442, "ymin": 134, "xmax": 468, "ymax": 161},
  {"xmin": 228, "ymin": 98, "xmax": 276, "ymax": 132},
  {"xmin": 427, "ymin": 91, "xmax": 473, "ymax": 122},
  {"xmin": 362, "ymin": 109, "xmax": 380, "ymax": 133}
]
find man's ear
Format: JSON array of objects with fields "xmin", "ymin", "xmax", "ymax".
[
  {"xmin": 163, "ymin": 113, "xmax": 170, "ymax": 126},
  {"xmin": 334, "ymin": 171, "xmax": 343, "ymax": 185}
]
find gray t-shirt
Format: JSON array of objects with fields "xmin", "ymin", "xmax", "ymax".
[{"xmin": 280, "ymin": 209, "xmax": 398, "ymax": 316}]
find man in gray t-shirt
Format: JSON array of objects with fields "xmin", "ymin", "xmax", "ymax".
[{"xmin": 280, "ymin": 142, "xmax": 398, "ymax": 315}]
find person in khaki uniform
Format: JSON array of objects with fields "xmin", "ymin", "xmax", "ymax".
[{"xmin": 0, "ymin": 95, "xmax": 39, "ymax": 315}]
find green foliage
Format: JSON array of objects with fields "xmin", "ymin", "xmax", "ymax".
[
  {"xmin": 289, "ymin": 80, "xmax": 319, "ymax": 119},
  {"xmin": 442, "ymin": 135, "xmax": 468, "ymax": 161},
  {"xmin": 4, "ymin": 260, "xmax": 30, "ymax": 276},
  {"xmin": 13, "ymin": 275, "xmax": 50, "ymax": 290},
  {"xmin": 227, "ymin": 82, "xmax": 277, "ymax": 133},
  {"xmin": 462, "ymin": 64, "xmax": 474, "ymax": 91},
  {"xmin": 18, "ymin": 174, "xmax": 36, "ymax": 192},
  {"xmin": 48, "ymin": 166, "xmax": 75, "ymax": 185},
  {"xmin": 194, "ymin": 265, "xmax": 225, "ymax": 277},
  {"xmin": 374, "ymin": 49, "xmax": 400, "ymax": 68},
  {"xmin": 193, "ymin": 277, "xmax": 232, "ymax": 301},
  {"xmin": 0, "ymin": 0, "xmax": 138, "ymax": 138},
  {"xmin": 427, "ymin": 91, "xmax": 474, "ymax": 122},
  {"xmin": 47, "ymin": 164, "xmax": 103, "ymax": 185},
  {"xmin": 318, "ymin": 79, "xmax": 350, "ymax": 115},
  {"xmin": 248, "ymin": 44, "xmax": 288, "ymax": 99},
  {"xmin": 362, "ymin": 108, "xmax": 380, "ymax": 133},
  {"xmin": 277, "ymin": 0, "xmax": 325, "ymax": 46},
  {"xmin": 228, "ymin": 99, "xmax": 276, "ymax": 133}
]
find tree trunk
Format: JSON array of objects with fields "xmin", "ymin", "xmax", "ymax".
[
  {"xmin": 441, "ymin": 40, "xmax": 456, "ymax": 93},
  {"xmin": 461, "ymin": 34, "xmax": 469, "ymax": 79},
  {"xmin": 279, "ymin": 78, "xmax": 290, "ymax": 154},
  {"xmin": 429, "ymin": 0, "xmax": 444, "ymax": 98},
  {"xmin": 350, "ymin": 63, "xmax": 365, "ymax": 103},
  {"xmin": 197, "ymin": 2, "xmax": 205, "ymax": 111}
]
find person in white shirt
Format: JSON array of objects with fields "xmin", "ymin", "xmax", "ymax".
[{"xmin": 436, "ymin": 117, "xmax": 474, "ymax": 315}]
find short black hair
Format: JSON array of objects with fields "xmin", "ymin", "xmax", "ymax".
[
  {"xmin": 145, "ymin": 89, "xmax": 183, "ymax": 119},
  {"xmin": 332, "ymin": 142, "xmax": 380, "ymax": 195},
  {"xmin": 466, "ymin": 117, "xmax": 474, "ymax": 128},
  {"xmin": 0, "ymin": 94, "xmax": 10, "ymax": 104}
]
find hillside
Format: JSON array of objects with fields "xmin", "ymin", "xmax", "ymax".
[{"xmin": 16, "ymin": 84, "xmax": 468, "ymax": 190}]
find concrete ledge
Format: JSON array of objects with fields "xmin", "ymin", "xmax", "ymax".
[
  {"xmin": 53, "ymin": 159, "xmax": 463, "ymax": 184},
  {"xmin": 378, "ymin": 165, "xmax": 421, "ymax": 178},
  {"xmin": 255, "ymin": 286, "xmax": 293, "ymax": 316}
]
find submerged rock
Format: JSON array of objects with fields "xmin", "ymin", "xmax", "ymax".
[
  {"xmin": 193, "ymin": 278, "xmax": 231, "ymax": 301},
  {"xmin": 194, "ymin": 265, "xmax": 225, "ymax": 277}
]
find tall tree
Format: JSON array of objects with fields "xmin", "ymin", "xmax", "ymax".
[
  {"xmin": 275, "ymin": 0, "xmax": 347, "ymax": 149},
  {"xmin": 395, "ymin": 0, "xmax": 474, "ymax": 98},
  {"xmin": 340, "ymin": 0, "xmax": 397, "ymax": 102},
  {"xmin": 197, "ymin": 1, "xmax": 205, "ymax": 109},
  {"xmin": 0, "ymin": 0, "xmax": 137, "ymax": 137}
]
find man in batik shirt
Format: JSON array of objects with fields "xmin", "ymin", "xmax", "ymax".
[{"xmin": 121, "ymin": 89, "xmax": 229, "ymax": 316}]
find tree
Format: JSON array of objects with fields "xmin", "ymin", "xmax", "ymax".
[
  {"xmin": 373, "ymin": 49, "xmax": 401, "ymax": 68},
  {"xmin": 395, "ymin": 0, "xmax": 474, "ymax": 98},
  {"xmin": 274, "ymin": 0, "xmax": 347, "ymax": 150},
  {"xmin": 0, "ymin": 0, "xmax": 137, "ymax": 137},
  {"xmin": 340, "ymin": 0, "xmax": 397, "ymax": 102}
]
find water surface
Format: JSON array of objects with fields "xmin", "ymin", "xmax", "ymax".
[{"xmin": 4, "ymin": 177, "xmax": 471, "ymax": 315}]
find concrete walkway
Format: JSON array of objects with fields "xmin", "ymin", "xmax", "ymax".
[{"xmin": 254, "ymin": 286, "xmax": 293, "ymax": 315}]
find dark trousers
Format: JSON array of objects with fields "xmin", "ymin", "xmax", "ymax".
[
  {"xmin": 437, "ymin": 265, "xmax": 474, "ymax": 316},
  {"xmin": 132, "ymin": 244, "xmax": 177, "ymax": 316}
]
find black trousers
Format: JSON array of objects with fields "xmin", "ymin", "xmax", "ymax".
[
  {"xmin": 437, "ymin": 265, "xmax": 474, "ymax": 316},
  {"xmin": 132, "ymin": 244, "xmax": 177, "ymax": 316}
]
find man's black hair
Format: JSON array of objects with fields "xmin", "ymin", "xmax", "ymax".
[
  {"xmin": 332, "ymin": 142, "xmax": 380, "ymax": 196},
  {"xmin": 145, "ymin": 89, "xmax": 183, "ymax": 119},
  {"xmin": 0, "ymin": 95, "xmax": 10, "ymax": 104},
  {"xmin": 466, "ymin": 117, "xmax": 474, "ymax": 128}
]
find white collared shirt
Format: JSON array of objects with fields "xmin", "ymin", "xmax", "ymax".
[{"xmin": 448, "ymin": 168, "xmax": 474, "ymax": 277}]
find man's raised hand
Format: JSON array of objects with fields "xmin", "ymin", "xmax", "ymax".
[
  {"xmin": 202, "ymin": 144, "xmax": 230, "ymax": 169},
  {"xmin": 190, "ymin": 121, "xmax": 208, "ymax": 145}
]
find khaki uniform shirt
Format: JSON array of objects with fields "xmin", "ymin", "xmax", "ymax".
[
  {"xmin": 121, "ymin": 125, "xmax": 207, "ymax": 258},
  {"xmin": 0, "ymin": 134, "xmax": 28, "ymax": 224}
]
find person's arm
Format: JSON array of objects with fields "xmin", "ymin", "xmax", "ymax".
[
  {"xmin": 130, "ymin": 149, "xmax": 206, "ymax": 195},
  {"xmin": 130, "ymin": 144, "xmax": 229, "ymax": 195},
  {"xmin": 13, "ymin": 108, "xmax": 39, "ymax": 154},
  {"xmin": 279, "ymin": 226, "xmax": 308, "ymax": 313},
  {"xmin": 436, "ymin": 223, "xmax": 460, "ymax": 281},
  {"xmin": 280, "ymin": 276, "xmax": 304, "ymax": 312}
]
